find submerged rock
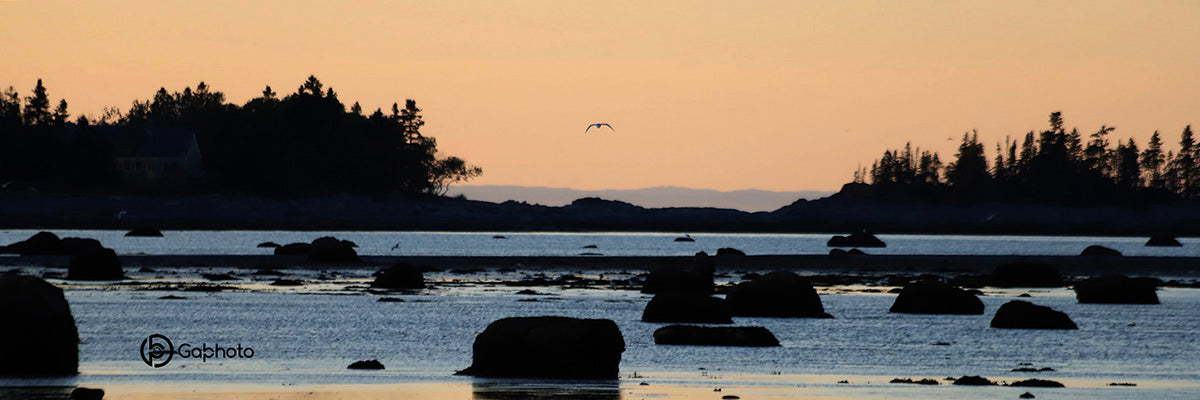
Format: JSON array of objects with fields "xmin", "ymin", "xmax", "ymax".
[
  {"xmin": 653, "ymin": 325, "xmax": 780, "ymax": 347},
  {"xmin": 827, "ymin": 231, "xmax": 885, "ymax": 248},
  {"xmin": 1010, "ymin": 379, "xmax": 1065, "ymax": 387},
  {"xmin": 0, "ymin": 275, "xmax": 79, "ymax": 375},
  {"xmin": 456, "ymin": 316, "xmax": 625, "ymax": 379},
  {"xmin": 1074, "ymin": 275, "xmax": 1160, "ymax": 304},
  {"xmin": 951, "ymin": 376, "xmax": 995, "ymax": 386},
  {"xmin": 1145, "ymin": 234, "xmax": 1182, "ymax": 247},
  {"xmin": 67, "ymin": 248, "xmax": 124, "ymax": 280},
  {"xmin": 256, "ymin": 242, "xmax": 282, "ymax": 248},
  {"xmin": 70, "ymin": 387, "xmax": 104, "ymax": 400},
  {"xmin": 726, "ymin": 270, "xmax": 832, "ymax": 318},
  {"xmin": 347, "ymin": 359, "xmax": 385, "ymax": 370},
  {"xmin": 989, "ymin": 263, "xmax": 1063, "ymax": 288},
  {"xmin": 641, "ymin": 293, "xmax": 732, "ymax": 324},
  {"xmin": 990, "ymin": 300, "xmax": 1077, "ymax": 330},
  {"xmin": 124, "ymin": 228, "xmax": 163, "ymax": 237},
  {"xmin": 1080, "ymin": 245, "xmax": 1121, "ymax": 256},
  {"xmin": 889, "ymin": 281, "xmax": 984, "ymax": 314}
]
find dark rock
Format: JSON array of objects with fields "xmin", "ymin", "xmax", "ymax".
[
  {"xmin": 890, "ymin": 378, "xmax": 939, "ymax": 385},
  {"xmin": 726, "ymin": 270, "xmax": 832, "ymax": 318},
  {"xmin": 270, "ymin": 279, "xmax": 304, "ymax": 286},
  {"xmin": 515, "ymin": 289, "xmax": 541, "ymax": 295},
  {"xmin": 274, "ymin": 242, "xmax": 310, "ymax": 255},
  {"xmin": 1019, "ymin": 392, "xmax": 1036, "ymax": 399},
  {"xmin": 1074, "ymin": 275, "xmax": 1160, "ymax": 304},
  {"xmin": 308, "ymin": 236, "xmax": 359, "ymax": 262},
  {"xmin": 952, "ymin": 376, "xmax": 995, "ymax": 386},
  {"xmin": 455, "ymin": 316, "xmax": 625, "ymax": 379},
  {"xmin": 67, "ymin": 248, "xmax": 124, "ymax": 280},
  {"xmin": 70, "ymin": 387, "xmax": 104, "ymax": 400},
  {"xmin": 828, "ymin": 248, "xmax": 848, "ymax": 258},
  {"xmin": 371, "ymin": 263, "xmax": 425, "ymax": 289},
  {"xmin": 59, "ymin": 238, "xmax": 104, "ymax": 254},
  {"xmin": 889, "ymin": 281, "xmax": 984, "ymax": 314},
  {"xmin": 579, "ymin": 252, "xmax": 603, "ymax": 256},
  {"xmin": 1012, "ymin": 367, "xmax": 1055, "ymax": 372},
  {"xmin": 989, "ymin": 263, "xmax": 1063, "ymax": 288},
  {"xmin": 847, "ymin": 248, "xmax": 867, "ymax": 255},
  {"xmin": 1108, "ymin": 382, "xmax": 1136, "ymax": 386},
  {"xmin": 137, "ymin": 267, "xmax": 156, "ymax": 273},
  {"xmin": 716, "ymin": 247, "xmax": 745, "ymax": 257},
  {"xmin": 641, "ymin": 293, "xmax": 732, "ymax": 323},
  {"xmin": 252, "ymin": 269, "xmax": 285, "ymax": 276},
  {"xmin": 1018, "ymin": 293, "xmax": 1032, "ymax": 297},
  {"xmin": 0, "ymin": 275, "xmax": 78, "ymax": 375},
  {"xmin": 674, "ymin": 235, "xmax": 695, "ymax": 242},
  {"xmin": 158, "ymin": 295, "xmax": 186, "ymax": 300},
  {"xmin": 377, "ymin": 297, "xmax": 405, "ymax": 302},
  {"xmin": 1145, "ymin": 234, "xmax": 1182, "ymax": 247},
  {"xmin": 990, "ymin": 300, "xmax": 1078, "ymax": 330},
  {"xmin": 1080, "ymin": 245, "xmax": 1121, "ymax": 256},
  {"xmin": 827, "ymin": 231, "xmax": 885, "ymax": 248},
  {"xmin": 582, "ymin": 244, "xmax": 599, "ymax": 249},
  {"xmin": 347, "ymin": 359, "xmax": 385, "ymax": 370},
  {"xmin": 124, "ymin": 228, "xmax": 163, "ymax": 237},
  {"xmin": 721, "ymin": 396, "xmax": 740, "ymax": 400},
  {"xmin": 1, "ymin": 231, "xmax": 62, "ymax": 255},
  {"xmin": 641, "ymin": 252, "xmax": 714, "ymax": 294},
  {"xmin": 256, "ymin": 242, "xmax": 281, "ymax": 248},
  {"xmin": 1010, "ymin": 379, "xmax": 1064, "ymax": 387},
  {"xmin": 653, "ymin": 325, "xmax": 780, "ymax": 347},
  {"xmin": 492, "ymin": 235, "xmax": 507, "ymax": 239}
]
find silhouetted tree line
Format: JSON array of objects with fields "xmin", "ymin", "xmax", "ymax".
[
  {"xmin": 0, "ymin": 77, "xmax": 481, "ymax": 195},
  {"xmin": 850, "ymin": 112, "xmax": 1195, "ymax": 205}
]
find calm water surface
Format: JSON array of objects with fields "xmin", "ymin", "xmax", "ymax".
[{"xmin": 1, "ymin": 230, "xmax": 1197, "ymax": 257}]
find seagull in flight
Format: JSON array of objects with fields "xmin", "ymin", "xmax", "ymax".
[{"xmin": 585, "ymin": 123, "xmax": 614, "ymax": 133}]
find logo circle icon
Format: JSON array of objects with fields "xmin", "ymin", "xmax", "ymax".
[{"xmin": 140, "ymin": 334, "xmax": 174, "ymax": 368}]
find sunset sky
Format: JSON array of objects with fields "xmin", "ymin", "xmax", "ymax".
[{"xmin": 3, "ymin": 1, "xmax": 1198, "ymax": 191}]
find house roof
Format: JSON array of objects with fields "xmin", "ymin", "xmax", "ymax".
[{"xmin": 86, "ymin": 126, "xmax": 198, "ymax": 158}]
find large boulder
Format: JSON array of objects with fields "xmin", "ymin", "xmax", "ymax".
[
  {"xmin": 308, "ymin": 236, "xmax": 359, "ymax": 262},
  {"xmin": 990, "ymin": 300, "xmax": 1077, "ymax": 330},
  {"xmin": 889, "ymin": 281, "xmax": 984, "ymax": 314},
  {"xmin": 726, "ymin": 270, "xmax": 832, "ymax": 318},
  {"xmin": 1080, "ymin": 245, "xmax": 1121, "ymax": 256},
  {"xmin": 989, "ymin": 263, "xmax": 1063, "ymax": 288},
  {"xmin": 1074, "ymin": 275, "xmax": 1159, "ymax": 304},
  {"xmin": 653, "ymin": 325, "xmax": 780, "ymax": 347},
  {"xmin": 641, "ymin": 293, "xmax": 732, "ymax": 323},
  {"xmin": 455, "ymin": 316, "xmax": 625, "ymax": 379},
  {"xmin": 274, "ymin": 242, "xmax": 310, "ymax": 255},
  {"xmin": 371, "ymin": 263, "xmax": 425, "ymax": 289},
  {"xmin": 641, "ymin": 252, "xmax": 714, "ymax": 294},
  {"xmin": 716, "ymin": 247, "xmax": 746, "ymax": 257},
  {"xmin": 67, "ymin": 248, "xmax": 124, "ymax": 280},
  {"xmin": 1145, "ymin": 234, "xmax": 1181, "ymax": 247},
  {"xmin": 0, "ymin": 275, "xmax": 79, "ymax": 375},
  {"xmin": 827, "ymin": 231, "xmax": 885, "ymax": 247}
]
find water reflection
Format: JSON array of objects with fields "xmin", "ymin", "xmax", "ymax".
[{"xmin": 472, "ymin": 379, "xmax": 621, "ymax": 400}]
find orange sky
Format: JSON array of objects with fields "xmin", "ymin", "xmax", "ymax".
[{"xmin": 3, "ymin": 0, "xmax": 1198, "ymax": 191}]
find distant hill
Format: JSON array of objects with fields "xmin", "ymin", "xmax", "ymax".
[{"xmin": 445, "ymin": 185, "xmax": 833, "ymax": 212}]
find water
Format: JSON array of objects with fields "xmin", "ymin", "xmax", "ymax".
[
  {"xmin": 2, "ymin": 283, "xmax": 1197, "ymax": 398},
  {"xmin": 2, "ymin": 230, "xmax": 1198, "ymax": 257}
]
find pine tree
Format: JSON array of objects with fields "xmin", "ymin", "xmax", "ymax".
[
  {"xmin": 1140, "ymin": 131, "xmax": 1166, "ymax": 189},
  {"xmin": 22, "ymin": 79, "xmax": 51, "ymax": 126}
]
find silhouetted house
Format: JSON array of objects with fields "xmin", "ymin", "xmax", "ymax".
[{"xmin": 102, "ymin": 127, "xmax": 202, "ymax": 185}]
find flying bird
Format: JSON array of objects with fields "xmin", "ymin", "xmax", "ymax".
[{"xmin": 585, "ymin": 123, "xmax": 614, "ymax": 133}]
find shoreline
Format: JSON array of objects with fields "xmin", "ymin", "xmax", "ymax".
[{"xmin": 6, "ymin": 254, "xmax": 1200, "ymax": 278}]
